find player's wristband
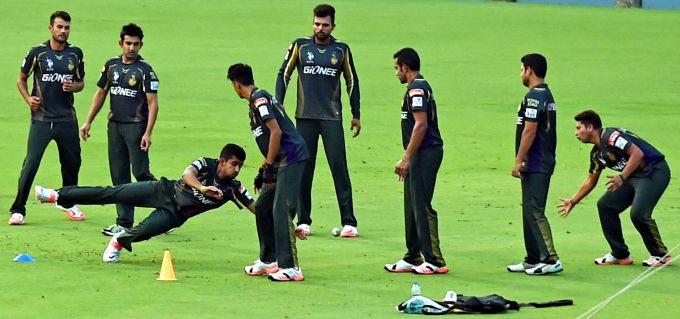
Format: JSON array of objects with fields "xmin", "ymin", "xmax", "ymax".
[
  {"xmin": 568, "ymin": 198, "xmax": 576, "ymax": 206},
  {"xmin": 199, "ymin": 186, "xmax": 207, "ymax": 194},
  {"xmin": 619, "ymin": 174, "xmax": 626, "ymax": 181}
]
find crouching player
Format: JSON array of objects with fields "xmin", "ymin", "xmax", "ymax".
[
  {"xmin": 35, "ymin": 144, "xmax": 255, "ymax": 262},
  {"xmin": 228, "ymin": 63, "xmax": 310, "ymax": 282},
  {"xmin": 558, "ymin": 110, "xmax": 672, "ymax": 267}
]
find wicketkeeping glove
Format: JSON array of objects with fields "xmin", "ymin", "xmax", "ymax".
[
  {"xmin": 254, "ymin": 166, "xmax": 264, "ymax": 189},
  {"xmin": 262, "ymin": 163, "xmax": 277, "ymax": 184}
]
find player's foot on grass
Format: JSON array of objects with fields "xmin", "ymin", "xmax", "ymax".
[
  {"xmin": 244, "ymin": 259, "xmax": 279, "ymax": 276},
  {"xmin": 101, "ymin": 224, "xmax": 129, "ymax": 236},
  {"xmin": 103, "ymin": 233, "xmax": 123, "ymax": 263},
  {"xmin": 525, "ymin": 260, "xmax": 563, "ymax": 275},
  {"xmin": 385, "ymin": 259, "xmax": 417, "ymax": 273},
  {"xmin": 164, "ymin": 227, "xmax": 178, "ymax": 235},
  {"xmin": 642, "ymin": 255, "xmax": 672, "ymax": 267},
  {"xmin": 340, "ymin": 225, "xmax": 358, "ymax": 238},
  {"xmin": 594, "ymin": 253, "xmax": 633, "ymax": 266},
  {"xmin": 295, "ymin": 224, "xmax": 310, "ymax": 240},
  {"xmin": 411, "ymin": 262, "xmax": 449, "ymax": 275},
  {"xmin": 507, "ymin": 261, "xmax": 537, "ymax": 272},
  {"xmin": 55, "ymin": 204, "xmax": 85, "ymax": 221},
  {"xmin": 8, "ymin": 213, "xmax": 25, "ymax": 225},
  {"xmin": 35, "ymin": 185, "xmax": 58, "ymax": 203},
  {"xmin": 268, "ymin": 267, "xmax": 304, "ymax": 282}
]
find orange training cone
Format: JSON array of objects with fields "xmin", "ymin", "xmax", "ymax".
[{"xmin": 157, "ymin": 250, "xmax": 177, "ymax": 281}]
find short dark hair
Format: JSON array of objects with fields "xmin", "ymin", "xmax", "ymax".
[
  {"xmin": 50, "ymin": 11, "xmax": 71, "ymax": 25},
  {"xmin": 220, "ymin": 144, "xmax": 246, "ymax": 161},
  {"xmin": 574, "ymin": 110, "xmax": 602, "ymax": 130},
  {"xmin": 521, "ymin": 53, "xmax": 547, "ymax": 78},
  {"xmin": 393, "ymin": 48, "xmax": 420, "ymax": 71},
  {"xmin": 314, "ymin": 4, "xmax": 336, "ymax": 24},
  {"xmin": 227, "ymin": 63, "xmax": 255, "ymax": 86},
  {"xmin": 120, "ymin": 23, "xmax": 144, "ymax": 41}
]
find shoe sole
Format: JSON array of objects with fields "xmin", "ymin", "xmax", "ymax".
[
  {"xmin": 384, "ymin": 266, "xmax": 412, "ymax": 273},
  {"xmin": 8, "ymin": 220, "xmax": 25, "ymax": 225},
  {"xmin": 595, "ymin": 261, "xmax": 633, "ymax": 266},
  {"xmin": 340, "ymin": 233, "xmax": 358, "ymax": 238},
  {"xmin": 268, "ymin": 276, "xmax": 304, "ymax": 282},
  {"xmin": 62, "ymin": 211, "xmax": 85, "ymax": 221},
  {"xmin": 525, "ymin": 268, "xmax": 563, "ymax": 275},
  {"xmin": 245, "ymin": 267, "xmax": 280, "ymax": 276},
  {"xmin": 412, "ymin": 267, "xmax": 449, "ymax": 275}
]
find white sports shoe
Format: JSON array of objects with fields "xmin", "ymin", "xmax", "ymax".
[
  {"xmin": 55, "ymin": 204, "xmax": 85, "ymax": 221},
  {"xmin": 525, "ymin": 260, "xmax": 563, "ymax": 275},
  {"xmin": 268, "ymin": 267, "xmax": 304, "ymax": 282},
  {"xmin": 295, "ymin": 224, "xmax": 310, "ymax": 240},
  {"xmin": 35, "ymin": 185, "xmax": 58, "ymax": 203},
  {"xmin": 384, "ymin": 259, "xmax": 416, "ymax": 273},
  {"xmin": 8, "ymin": 213, "xmax": 25, "ymax": 225},
  {"xmin": 102, "ymin": 234, "xmax": 123, "ymax": 263},
  {"xmin": 642, "ymin": 255, "xmax": 672, "ymax": 267},
  {"xmin": 340, "ymin": 225, "xmax": 358, "ymax": 238},
  {"xmin": 507, "ymin": 261, "xmax": 537, "ymax": 272},
  {"xmin": 244, "ymin": 259, "xmax": 279, "ymax": 276}
]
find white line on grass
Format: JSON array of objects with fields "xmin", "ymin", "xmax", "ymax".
[{"xmin": 575, "ymin": 241, "xmax": 680, "ymax": 319}]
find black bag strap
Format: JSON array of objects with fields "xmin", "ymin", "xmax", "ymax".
[{"xmin": 519, "ymin": 299, "xmax": 574, "ymax": 308}]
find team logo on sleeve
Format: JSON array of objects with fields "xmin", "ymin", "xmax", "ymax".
[
  {"xmin": 412, "ymin": 96, "xmax": 423, "ymax": 107},
  {"xmin": 150, "ymin": 81, "xmax": 159, "ymax": 90},
  {"xmin": 524, "ymin": 108, "xmax": 537, "ymax": 119},
  {"xmin": 607, "ymin": 131, "xmax": 621, "ymax": 146},
  {"xmin": 614, "ymin": 137, "xmax": 629, "ymax": 150},
  {"xmin": 192, "ymin": 157, "xmax": 207, "ymax": 170},
  {"xmin": 408, "ymin": 88, "xmax": 424, "ymax": 97},
  {"xmin": 526, "ymin": 98, "xmax": 539, "ymax": 107}
]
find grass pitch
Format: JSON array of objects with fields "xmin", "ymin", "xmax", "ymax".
[{"xmin": 1, "ymin": 0, "xmax": 679, "ymax": 318}]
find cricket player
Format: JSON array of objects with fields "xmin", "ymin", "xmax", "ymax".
[
  {"xmin": 384, "ymin": 48, "xmax": 448, "ymax": 275},
  {"xmin": 79, "ymin": 23, "xmax": 159, "ymax": 236},
  {"xmin": 558, "ymin": 110, "xmax": 671, "ymax": 267},
  {"xmin": 276, "ymin": 4, "xmax": 360, "ymax": 238},
  {"xmin": 229, "ymin": 63, "xmax": 310, "ymax": 282},
  {"xmin": 35, "ymin": 144, "xmax": 254, "ymax": 263},
  {"xmin": 9, "ymin": 11, "xmax": 86, "ymax": 225},
  {"xmin": 507, "ymin": 53, "xmax": 562, "ymax": 275}
]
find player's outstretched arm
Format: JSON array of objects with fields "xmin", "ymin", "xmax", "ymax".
[{"xmin": 558, "ymin": 171, "xmax": 601, "ymax": 218}]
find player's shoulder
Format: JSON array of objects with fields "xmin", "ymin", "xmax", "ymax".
[
  {"xmin": 293, "ymin": 37, "xmax": 313, "ymax": 45},
  {"xmin": 104, "ymin": 56, "xmax": 120, "ymax": 65},
  {"xmin": 66, "ymin": 43, "xmax": 84, "ymax": 55},
  {"xmin": 527, "ymin": 84, "xmax": 551, "ymax": 97},
  {"xmin": 407, "ymin": 78, "xmax": 430, "ymax": 94},
  {"xmin": 601, "ymin": 127, "xmax": 622, "ymax": 146},
  {"xmin": 251, "ymin": 89, "xmax": 272, "ymax": 107},
  {"xmin": 27, "ymin": 42, "xmax": 48, "ymax": 54},
  {"xmin": 137, "ymin": 57, "xmax": 155, "ymax": 70},
  {"xmin": 332, "ymin": 38, "xmax": 350, "ymax": 48}
]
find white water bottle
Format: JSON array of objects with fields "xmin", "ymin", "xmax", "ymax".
[{"xmin": 411, "ymin": 282, "xmax": 421, "ymax": 296}]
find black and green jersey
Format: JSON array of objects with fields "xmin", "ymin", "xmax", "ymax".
[
  {"xmin": 401, "ymin": 75, "xmax": 443, "ymax": 150},
  {"xmin": 276, "ymin": 36, "xmax": 360, "ymax": 120},
  {"xmin": 96, "ymin": 55, "xmax": 158, "ymax": 123},
  {"xmin": 515, "ymin": 83, "xmax": 557, "ymax": 174},
  {"xmin": 248, "ymin": 88, "xmax": 310, "ymax": 167},
  {"xmin": 589, "ymin": 127, "xmax": 665, "ymax": 176},
  {"xmin": 20, "ymin": 40, "xmax": 85, "ymax": 122},
  {"xmin": 174, "ymin": 157, "xmax": 254, "ymax": 218}
]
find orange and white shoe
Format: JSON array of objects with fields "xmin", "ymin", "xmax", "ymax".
[
  {"xmin": 103, "ymin": 234, "xmax": 123, "ymax": 263},
  {"xmin": 35, "ymin": 185, "xmax": 58, "ymax": 203},
  {"xmin": 244, "ymin": 260, "xmax": 279, "ymax": 276},
  {"xmin": 268, "ymin": 267, "xmax": 304, "ymax": 282},
  {"xmin": 412, "ymin": 262, "xmax": 449, "ymax": 275},
  {"xmin": 8, "ymin": 213, "xmax": 25, "ymax": 225},
  {"xmin": 384, "ymin": 259, "xmax": 417, "ymax": 273},
  {"xmin": 594, "ymin": 253, "xmax": 633, "ymax": 266},
  {"xmin": 295, "ymin": 224, "xmax": 310, "ymax": 240},
  {"xmin": 340, "ymin": 225, "xmax": 358, "ymax": 238},
  {"xmin": 642, "ymin": 255, "xmax": 672, "ymax": 267},
  {"xmin": 55, "ymin": 204, "xmax": 85, "ymax": 221}
]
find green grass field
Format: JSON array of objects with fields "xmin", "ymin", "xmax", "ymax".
[{"xmin": 1, "ymin": 0, "xmax": 679, "ymax": 317}]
